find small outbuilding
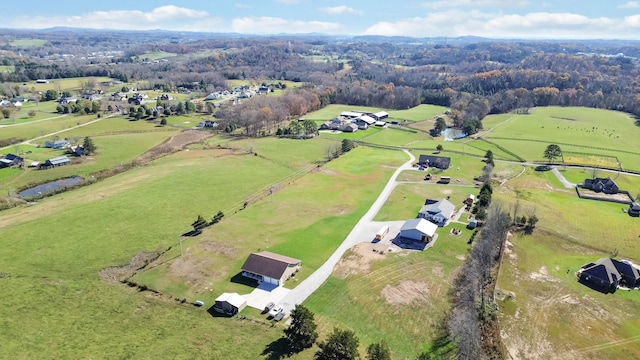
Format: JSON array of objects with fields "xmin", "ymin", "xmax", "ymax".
[
  {"xmin": 399, "ymin": 218, "xmax": 438, "ymax": 242},
  {"xmin": 213, "ymin": 293, "xmax": 247, "ymax": 316},
  {"xmin": 40, "ymin": 156, "xmax": 71, "ymax": 169}
]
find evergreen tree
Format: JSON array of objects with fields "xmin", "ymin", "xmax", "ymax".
[
  {"xmin": 315, "ymin": 327, "xmax": 359, "ymax": 360},
  {"xmin": 82, "ymin": 137, "xmax": 96, "ymax": 154},
  {"xmin": 284, "ymin": 304, "xmax": 318, "ymax": 353},
  {"xmin": 366, "ymin": 341, "xmax": 391, "ymax": 360}
]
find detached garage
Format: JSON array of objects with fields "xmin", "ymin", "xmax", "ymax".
[
  {"xmin": 213, "ymin": 293, "xmax": 247, "ymax": 315},
  {"xmin": 399, "ymin": 218, "xmax": 438, "ymax": 242}
]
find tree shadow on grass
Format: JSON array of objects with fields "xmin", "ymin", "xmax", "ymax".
[{"xmin": 262, "ymin": 337, "xmax": 291, "ymax": 360}]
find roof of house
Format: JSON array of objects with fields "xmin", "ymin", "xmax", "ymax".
[
  {"xmin": 581, "ymin": 258, "xmax": 620, "ymax": 284},
  {"xmin": 46, "ymin": 156, "xmax": 70, "ymax": 165},
  {"xmin": 401, "ymin": 218, "xmax": 438, "ymax": 237},
  {"xmin": 4, "ymin": 154, "xmax": 23, "ymax": 162},
  {"xmin": 418, "ymin": 154, "xmax": 451, "ymax": 169},
  {"xmin": 241, "ymin": 251, "xmax": 301, "ymax": 280},
  {"xmin": 357, "ymin": 115, "xmax": 376, "ymax": 124},
  {"xmin": 373, "ymin": 111, "xmax": 389, "ymax": 118},
  {"xmin": 611, "ymin": 259, "xmax": 640, "ymax": 281},
  {"xmin": 214, "ymin": 293, "xmax": 246, "ymax": 308},
  {"xmin": 0, "ymin": 159, "xmax": 13, "ymax": 165},
  {"xmin": 419, "ymin": 199, "xmax": 456, "ymax": 219},
  {"xmin": 631, "ymin": 202, "xmax": 640, "ymax": 211},
  {"xmin": 584, "ymin": 177, "xmax": 618, "ymax": 189},
  {"xmin": 340, "ymin": 111, "xmax": 363, "ymax": 118}
]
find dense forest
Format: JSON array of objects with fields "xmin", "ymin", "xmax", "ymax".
[{"xmin": 1, "ymin": 29, "xmax": 640, "ymax": 135}]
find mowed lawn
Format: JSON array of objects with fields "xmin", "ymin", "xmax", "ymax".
[
  {"xmin": 0, "ymin": 114, "xmax": 97, "ymax": 143},
  {"xmin": 134, "ymin": 146, "xmax": 408, "ymax": 304}
]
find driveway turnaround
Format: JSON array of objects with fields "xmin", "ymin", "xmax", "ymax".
[{"xmin": 279, "ymin": 150, "xmax": 416, "ymax": 315}]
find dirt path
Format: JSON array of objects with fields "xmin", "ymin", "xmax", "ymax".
[{"xmin": 279, "ymin": 150, "xmax": 416, "ymax": 315}]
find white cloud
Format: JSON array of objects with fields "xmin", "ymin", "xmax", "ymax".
[
  {"xmin": 618, "ymin": 1, "xmax": 640, "ymax": 8},
  {"xmin": 8, "ymin": 5, "xmax": 222, "ymax": 31},
  {"xmin": 320, "ymin": 6, "xmax": 363, "ymax": 15},
  {"xmin": 232, "ymin": 16, "xmax": 344, "ymax": 34},
  {"xmin": 364, "ymin": 10, "xmax": 640, "ymax": 39},
  {"xmin": 421, "ymin": 0, "xmax": 529, "ymax": 10}
]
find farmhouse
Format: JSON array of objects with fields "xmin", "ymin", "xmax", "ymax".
[
  {"xmin": 40, "ymin": 156, "xmax": 71, "ymax": 169},
  {"xmin": 629, "ymin": 202, "xmax": 640, "ymax": 217},
  {"xmin": 0, "ymin": 159, "xmax": 13, "ymax": 168},
  {"xmin": 582, "ymin": 177, "xmax": 619, "ymax": 194},
  {"xmin": 319, "ymin": 116, "xmax": 351, "ymax": 131},
  {"xmin": 45, "ymin": 139, "xmax": 71, "ymax": 149},
  {"xmin": 399, "ymin": 218, "xmax": 438, "ymax": 242},
  {"xmin": 418, "ymin": 198, "xmax": 456, "ymax": 227},
  {"xmin": 240, "ymin": 251, "xmax": 301, "ymax": 286},
  {"xmin": 3, "ymin": 154, "xmax": 24, "ymax": 167},
  {"xmin": 58, "ymin": 96, "xmax": 77, "ymax": 105},
  {"xmin": 578, "ymin": 257, "xmax": 640, "ymax": 293},
  {"xmin": 578, "ymin": 258, "xmax": 619, "ymax": 293},
  {"xmin": 68, "ymin": 145, "xmax": 85, "ymax": 157},
  {"xmin": 418, "ymin": 154, "xmax": 451, "ymax": 170},
  {"xmin": 213, "ymin": 293, "xmax": 247, "ymax": 316}
]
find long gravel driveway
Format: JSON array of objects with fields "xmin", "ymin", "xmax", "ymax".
[{"xmin": 279, "ymin": 150, "xmax": 415, "ymax": 314}]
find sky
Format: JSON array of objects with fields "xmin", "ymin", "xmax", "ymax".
[{"xmin": 4, "ymin": 1, "xmax": 640, "ymax": 39}]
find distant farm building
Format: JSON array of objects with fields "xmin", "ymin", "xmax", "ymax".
[
  {"xmin": 418, "ymin": 155, "xmax": 451, "ymax": 170},
  {"xmin": 582, "ymin": 177, "xmax": 619, "ymax": 194},
  {"xmin": 213, "ymin": 293, "xmax": 247, "ymax": 316},
  {"xmin": 36, "ymin": 79, "xmax": 50, "ymax": 84},
  {"xmin": 0, "ymin": 154, "xmax": 24, "ymax": 168},
  {"xmin": 419, "ymin": 198, "xmax": 456, "ymax": 227},
  {"xmin": 340, "ymin": 111, "xmax": 363, "ymax": 119},
  {"xmin": 45, "ymin": 139, "xmax": 71, "ymax": 149},
  {"xmin": 399, "ymin": 218, "xmax": 438, "ymax": 243},
  {"xmin": 68, "ymin": 145, "xmax": 85, "ymax": 157},
  {"xmin": 371, "ymin": 111, "xmax": 389, "ymax": 121},
  {"xmin": 240, "ymin": 251, "xmax": 301, "ymax": 286},
  {"xmin": 577, "ymin": 258, "xmax": 640, "ymax": 293},
  {"xmin": 40, "ymin": 156, "xmax": 71, "ymax": 169}
]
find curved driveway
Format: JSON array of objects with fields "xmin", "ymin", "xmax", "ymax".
[{"xmin": 280, "ymin": 150, "xmax": 415, "ymax": 314}]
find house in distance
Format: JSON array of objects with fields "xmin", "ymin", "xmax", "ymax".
[
  {"xmin": 582, "ymin": 177, "xmax": 619, "ymax": 194},
  {"xmin": 418, "ymin": 154, "xmax": 451, "ymax": 170}
]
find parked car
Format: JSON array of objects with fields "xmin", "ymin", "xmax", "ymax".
[
  {"xmin": 273, "ymin": 311, "xmax": 285, "ymax": 322},
  {"xmin": 194, "ymin": 300, "xmax": 204, "ymax": 307},
  {"xmin": 268, "ymin": 305, "xmax": 283, "ymax": 318},
  {"xmin": 263, "ymin": 302, "xmax": 275, "ymax": 314}
]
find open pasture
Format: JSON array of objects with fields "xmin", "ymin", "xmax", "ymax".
[
  {"xmin": 9, "ymin": 38, "xmax": 47, "ymax": 47},
  {"xmin": 134, "ymin": 146, "xmax": 408, "ymax": 303},
  {"xmin": 479, "ymin": 107, "xmax": 640, "ymax": 169}
]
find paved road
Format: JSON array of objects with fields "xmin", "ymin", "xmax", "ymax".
[
  {"xmin": 279, "ymin": 150, "xmax": 416, "ymax": 314},
  {"xmin": 551, "ymin": 166, "xmax": 577, "ymax": 188}
]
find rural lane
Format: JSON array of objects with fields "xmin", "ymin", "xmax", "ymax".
[
  {"xmin": 279, "ymin": 150, "xmax": 416, "ymax": 315},
  {"xmin": 551, "ymin": 166, "xmax": 577, "ymax": 188}
]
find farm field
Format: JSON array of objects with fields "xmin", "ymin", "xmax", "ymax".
[
  {"xmin": 9, "ymin": 38, "xmax": 47, "ymax": 47},
  {"xmin": 479, "ymin": 107, "xmax": 640, "ymax": 170},
  {"xmin": 2, "ymin": 103, "xmax": 640, "ymax": 359}
]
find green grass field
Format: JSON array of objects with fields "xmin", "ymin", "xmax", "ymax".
[
  {"xmin": 9, "ymin": 38, "xmax": 47, "ymax": 47},
  {"xmin": 2, "ymin": 104, "xmax": 640, "ymax": 358},
  {"xmin": 139, "ymin": 51, "xmax": 177, "ymax": 60},
  {"xmin": 0, "ymin": 65, "xmax": 15, "ymax": 73}
]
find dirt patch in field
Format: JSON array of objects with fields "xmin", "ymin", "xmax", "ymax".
[
  {"xmin": 381, "ymin": 280, "xmax": 430, "ymax": 305},
  {"xmin": 319, "ymin": 168, "xmax": 337, "ymax": 175},
  {"xmin": 333, "ymin": 243, "xmax": 393, "ymax": 279},
  {"xmin": 100, "ymin": 251, "xmax": 162, "ymax": 283},
  {"xmin": 200, "ymin": 241, "xmax": 237, "ymax": 257},
  {"xmin": 170, "ymin": 256, "xmax": 214, "ymax": 287},
  {"xmin": 529, "ymin": 266, "xmax": 561, "ymax": 283},
  {"xmin": 136, "ymin": 130, "xmax": 214, "ymax": 163}
]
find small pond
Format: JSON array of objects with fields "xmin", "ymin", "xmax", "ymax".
[{"xmin": 18, "ymin": 176, "xmax": 84, "ymax": 198}]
